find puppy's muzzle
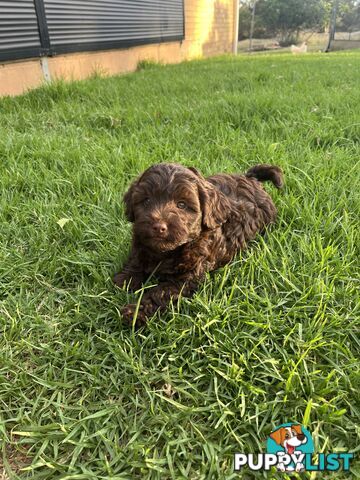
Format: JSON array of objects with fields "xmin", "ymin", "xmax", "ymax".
[{"xmin": 152, "ymin": 222, "xmax": 168, "ymax": 236}]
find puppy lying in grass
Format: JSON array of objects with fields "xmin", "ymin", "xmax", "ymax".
[{"xmin": 114, "ymin": 163, "xmax": 283, "ymax": 326}]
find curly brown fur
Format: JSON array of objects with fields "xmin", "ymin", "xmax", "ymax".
[{"xmin": 114, "ymin": 163, "xmax": 283, "ymax": 326}]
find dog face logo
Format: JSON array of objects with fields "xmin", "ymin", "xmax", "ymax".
[
  {"xmin": 267, "ymin": 423, "xmax": 314, "ymax": 472},
  {"xmin": 270, "ymin": 424, "xmax": 307, "ymax": 455}
]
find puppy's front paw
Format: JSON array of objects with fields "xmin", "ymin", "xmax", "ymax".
[
  {"xmin": 113, "ymin": 272, "xmax": 142, "ymax": 291},
  {"xmin": 113, "ymin": 272, "xmax": 129, "ymax": 288},
  {"xmin": 121, "ymin": 304, "xmax": 148, "ymax": 327}
]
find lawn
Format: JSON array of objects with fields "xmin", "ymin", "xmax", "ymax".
[{"xmin": 0, "ymin": 51, "xmax": 359, "ymax": 479}]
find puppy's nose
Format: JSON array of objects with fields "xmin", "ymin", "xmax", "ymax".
[
  {"xmin": 152, "ymin": 222, "xmax": 167, "ymax": 235},
  {"xmin": 297, "ymin": 434, "xmax": 305, "ymax": 441}
]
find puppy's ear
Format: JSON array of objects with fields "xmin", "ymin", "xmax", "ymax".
[
  {"xmin": 123, "ymin": 180, "xmax": 137, "ymax": 222},
  {"xmin": 187, "ymin": 166, "xmax": 201, "ymax": 176},
  {"xmin": 270, "ymin": 428, "xmax": 284, "ymax": 446},
  {"xmin": 188, "ymin": 166, "xmax": 231, "ymax": 229},
  {"xmin": 198, "ymin": 181, "xmax": 231, "ymax": 229}
]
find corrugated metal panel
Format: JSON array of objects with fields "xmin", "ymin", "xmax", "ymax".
[
  {"xmin": 43, "ymin": 0, "xmax": 184, "ymax": 53},
  {"xmin": 0, "ymin": 0, "xmax": 184, "ymax": 61},
  {"xmin": 0, "ymin": 1, "xmax": 42, "ymax": 60}
]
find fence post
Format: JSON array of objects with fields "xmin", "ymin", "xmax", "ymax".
[
  {"xmin": 326, "ymin": 0, "xmax": 338, "ymax": 52},
  {"xmin": 33, "ymin": 0, "xmax": 51, "ymax": 55},
  {"xmin": 249, "ymin": 1, "xmax": 256, "ymax": 52},
  {"xmin": 233, "ymin": 0, "xmax": 240, "ymax": 54}
]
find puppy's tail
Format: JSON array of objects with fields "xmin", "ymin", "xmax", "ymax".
[{"xmin": 246, "ymin": 164, "xmax": 284, "ymax": 189}]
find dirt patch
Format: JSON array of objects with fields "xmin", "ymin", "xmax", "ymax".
[{"xmin": 1, "ymin": 441, "xmax": 32, "ymax": 475}]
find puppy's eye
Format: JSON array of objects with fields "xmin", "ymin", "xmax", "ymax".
[
  {"xmin": 143, "ymin": 198, "xmax": 150, "ymax": 206},
  {"xmin": 177, "ymin": 201, "xmax": 187, "ymax": 209}
]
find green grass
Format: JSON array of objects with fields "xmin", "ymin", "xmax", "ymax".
[{"xmin": 0, "ymin": 51, "xmax": 359, "ymax": 479}]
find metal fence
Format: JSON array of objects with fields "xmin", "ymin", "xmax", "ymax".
[
  {"xmin": 0, "ymin": 0, "xmax": 185, "ymax": 62},
  {"xmin": 326, "ymin": 0, "xmax": 360, "ymax": 51},
  {"xmin": 238, "ymin": 0, "xmax": 360, "ymax": 53}
]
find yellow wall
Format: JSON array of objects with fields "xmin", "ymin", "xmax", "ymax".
[{"xmin": 0, "ymin": 0, "xmax": 236, "ymax": 97}]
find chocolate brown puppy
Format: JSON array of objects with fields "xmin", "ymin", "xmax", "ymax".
[{"xmin": 114, "ymin": 163, "xmax": 283, "ymax": 326}]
